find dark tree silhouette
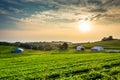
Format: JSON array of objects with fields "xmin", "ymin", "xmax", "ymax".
[
  {"xmin": 59, "ymin": 42, "xmax": 68, "ymax": 50},
  {"xmin": 102, "ymin": 36, "xmax": 114, "ymax": 41},
  {"xmin": 108, "ymin": 36, "xmax": 113, "ymax": 40},
  {"xmin": 62, "ymin": 43, "xmax": 68, "ymax": 50}
]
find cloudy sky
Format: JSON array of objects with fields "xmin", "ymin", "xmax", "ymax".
[{"xmin": 0, "ymin": 0, "xmax": 120, "ymax": 42}]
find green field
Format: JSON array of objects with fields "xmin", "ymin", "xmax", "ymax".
[
  {"xmin": 81, "ymin": 40, "xmax": 120, "ymax": 49},
  {"xmin": 0, "ymin": 46, "xmax": 120, "ymax": 80}
]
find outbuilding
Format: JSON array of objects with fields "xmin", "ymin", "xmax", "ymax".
[
  {"xmin": 91, "ymin": 46, "xmax": 104, "ymax": 52},
  {"xmin": 76, "ymin": 46, "xmax": 85, "ymax": 51},
  {"xmin": 12, "ymin": 48, "xmax": 24, "ymax": 53}
]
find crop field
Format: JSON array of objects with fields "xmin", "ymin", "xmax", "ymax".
[{"xmin": 0, "ymin": 46, "xmax": 120, "ymax": 80}]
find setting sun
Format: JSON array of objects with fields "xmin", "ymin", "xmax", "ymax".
[{"xmin": 78, "ymin": 21, "xmax": 91, "ymax": 32}]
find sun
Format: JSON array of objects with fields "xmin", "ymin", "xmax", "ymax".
[{"xmin": 78, "ymin": 20, "xmax": 91, "ymax": 32}]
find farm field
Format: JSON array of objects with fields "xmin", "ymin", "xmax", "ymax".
[{"xmin": 0, "ymin": 46, "xmax": 120, "ymax": 80}]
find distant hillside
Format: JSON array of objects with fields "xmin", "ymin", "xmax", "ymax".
[{"xmin": 81, "ymin": 40, "xmax": 120, "ymax": 49}]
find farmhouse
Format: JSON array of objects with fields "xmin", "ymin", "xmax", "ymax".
[
  {"xmin": 91, "ymin": 46, "xmax": 104, "ymax": 52},
  {"xmin": 76, "ymin": 46, "xmax": 85, "ymax": 51},
  {"xmin": 12, "ymin": 48, "xmax": 24, "ymax": 53}
]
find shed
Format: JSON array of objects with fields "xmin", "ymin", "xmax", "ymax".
[
  {"xmin": 91, "ymin": 46, "xmax": 104, "ymax": 52},
  {"xmin": 12, "ymin": 48, "xmax": 24, "ymax": 53},
  {"xmin": 76, "ymin": 46, "xmax": 85, "ymax": 51}
]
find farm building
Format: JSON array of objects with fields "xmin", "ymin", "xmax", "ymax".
[
  {"xmin": 12, "ymin": 48, "xmax": 24, "ymax": 53},
  {"xmin": 76, "ymin": 46, "xmax": 85, "ymax": 51},
  {"xmin": 91, "ymin": 46, "xmax": 104, "ymax": 52}
]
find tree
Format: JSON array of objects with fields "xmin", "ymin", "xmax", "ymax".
[
  {"xmin": 43, "ymin": 44, "xmax": 53, "ymax": 51},
  {"xmin": 107, "ymin": 36, "xmax": 113, "ymax": 40},
  {"xmin": 101, "ymin": 36, "xmax": 114, "ymax": 41},
  {"xmin": 102, "ymin": 37, "xmax": 106, "ymax": 41},
  {"xmin": 59, "ymin": 42, "xmax": 68, "ymax": 50},
  {"xmin": 62, "ymin": 43, "xmax": 68, "ymax": 50}
]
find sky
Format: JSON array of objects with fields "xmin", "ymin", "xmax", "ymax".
[{"xmin": 0, "ymin": 0, "xmax": 120, "ymax": 42}]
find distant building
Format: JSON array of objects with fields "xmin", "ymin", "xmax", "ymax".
[
  {"xmin": 76, "ymin": 46, "xmax": 85, "ymax": 51},
  {"xmin": 12, "ymin": 48, "xmax": 24, "ymax": 53},
  {"xmin": 91, "ymin": 46, "xmax": 104, "ymax": 52}
]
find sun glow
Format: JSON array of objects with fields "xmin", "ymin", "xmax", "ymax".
[{"xmin": 78, "ymin": 20, "xmax": 91, "ymax": 32}]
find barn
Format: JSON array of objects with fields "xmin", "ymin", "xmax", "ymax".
[
  {"xmin": 76, "ymin": 46, "xmax": 85, "ymax": 51},
  {"xmin": 12, "ymin": 48, "xmax": 24, "ymax": 53},
  {"xmin": 91, "ymin": 46, "xmax": 104, "ymax": 52}
]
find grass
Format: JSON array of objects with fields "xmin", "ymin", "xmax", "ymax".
[
  {"xmin": 0, "ymin": 46, "xmax": 120, "ymax": 80},
  {"xmin": 81, "ymin": 40, "xmax": 120, "ymax": 49}
]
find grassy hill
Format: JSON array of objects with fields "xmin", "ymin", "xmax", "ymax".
[
  {"xmin": 81, "ymin": 40, "xmax": 120, "ymax": 49},
  {"xmin": 0, "ymin": 46, "xmax": 120, "ymax": 80}
]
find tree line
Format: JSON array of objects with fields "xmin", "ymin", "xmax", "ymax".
[
  {"xmin": 0, "ymin": 36, "xmax": 118, "ymax": 51},
  {"xmin": 0, "ymin": 42, "xmax": 69, "ymax": 51}
]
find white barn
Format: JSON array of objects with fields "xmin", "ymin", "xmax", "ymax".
[
  {"xmin": 91, "ymin": 46, "xmax": 104, "ymax": 52},
  {"xmin": 76, "ymin": 46, "xmax": 85, "ymax": 51}
]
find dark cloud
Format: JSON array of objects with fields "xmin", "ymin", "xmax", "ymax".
[
  {"xmin": 103, "ymin": 0, "xmax": 120, "ymax": 7},
  {"xmin": 89, "ymin": 13, "xmax": 120, "ymax": 24},
  {"xmin": 0, "ymin": 0, "xmax": 120, "ymax": 30},
  {"xmin": 90, "ymin": 14, "xmax": 103, "ymax": 21},
  {"xmin": 90, "ymin": 8, "xmax": 107, "ymax": 13},
  {"xmin": 87, "ymin": 0, "xmax": 102, "ymax": 6},
  {"xmin": 0, "ymin": 8, "xmax": 8, "ymax": 15}
]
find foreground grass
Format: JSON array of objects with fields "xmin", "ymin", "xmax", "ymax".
[{"xmin": 0, "ymin": 46, "xmax": 120, "ymax": 80}]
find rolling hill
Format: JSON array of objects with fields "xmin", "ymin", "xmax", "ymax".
[{"xmin": 81, "ymin": 40, "xmax": 120, "ymax": 49}]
